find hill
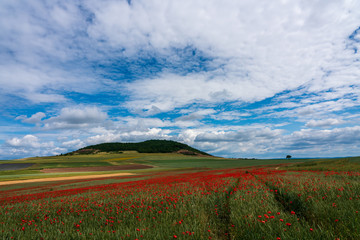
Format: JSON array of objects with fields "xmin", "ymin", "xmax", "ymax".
[{"xmin": 68, "ymin": 140, "xmax": 211, "ymax": 156}]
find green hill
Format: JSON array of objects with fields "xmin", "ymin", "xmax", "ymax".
[{"xmin": 69, "ymin": 140, "xmax": 211, "ymax": 156}]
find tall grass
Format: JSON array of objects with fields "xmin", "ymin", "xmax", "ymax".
[{"xmin": 0, "ymin": 168, "xmax": 359, "ymax": 239}]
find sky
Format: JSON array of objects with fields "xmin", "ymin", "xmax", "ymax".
[{"xmin": 1, "ymin": 0, "xmax": 360, "ymax": 160}]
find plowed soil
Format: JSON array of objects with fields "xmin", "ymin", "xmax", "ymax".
[
  {"xmin": 0, "ymin": 163, "xmax": 34, "ymax": 171},
  {"xmin": 41, "ymin": 164, "xmax": 153, "ymax": 173}
]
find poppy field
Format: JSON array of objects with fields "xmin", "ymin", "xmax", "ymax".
[{"xmin": 1, "ymin": 166, "xmax": 359, "ymax": 239}]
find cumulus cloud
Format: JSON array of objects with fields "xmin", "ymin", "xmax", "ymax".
[
  {"xmin": 190, "ymin": 127, "xmax": 284, "ymax": 156},
  {"xmin": 6, "ymin": 134, "xmax": 51, "ymax": 148},
  {"xmin": 16, "ymin": 112, "xmax": 46, "ymax": 124},
  {"xmin": 43, "ymin": 106, "xmax": 108, "ymax": 130},
  {"xmin": 61, "ymin": 139, "xmax": 85, "ymax": 149},
  {"xmin": 284, "ymin": 126, "xmax": 360, "ymax": 152},
  {"xmin": 2, "ymin": 1, "xmax": 359, "ymax": 112},
  {"xmin": 305, "ymin": 118, "xmax": 345, "ymax": 128},
  {"xmin": 0, "ymin": 1, "xmax": 105, "ymax": 106},
  {"xmin": 103, "ymin": 0, "xmax": 360, "ymax": 112},
  {"xmin": 116, "ymin": 116, "xmax": 172, "ymax": 130},
  {"xmin": 124, "ymin": 71, "xmax": 288, "ymax": 113},
  {"xmin": 210, "ymin": 111, "xmax": 251, "ymax": 121},
  {"xmin": 176, "ymin": 109, "xmax": 216, "ymax": 122},
  {"xmin": 253, "ymin": 86, "xmax": 360, "ymax": 123},
  {"xmin": 195, "ymin": 128, "xmax": 283, "ymax": 143},
  {"xmin": 183, "ymin": 125, "xmax": 360, "ymax": 158},
  {"xmin": 2, "ymin": 134, "xmax": 65, "ymax": 159},
  {"xmin": 3, "ymin": 119, "xmax": 360, "ymax": 159},
  {"xmin": 85, "ymin": 128, "xmax": 171, "ymax": 145}
]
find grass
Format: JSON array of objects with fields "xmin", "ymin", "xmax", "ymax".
[
  {"xmin": 281, "ymin": 157, "xmax": 360, "ymax": 171},
  {"xmin": 0, "ymin": 167, "xmax": 359, "ymax": 239},
  {"xmin": 134, "ymin": 158, "xmax": 308, "ymax": 169},
  {"xmin": 1, "ymin": 152, "xmax": 360, "ymax": 182},
  {"xmin": 2, "ymin": 153, "xmax": 131, "ymax": 167}
]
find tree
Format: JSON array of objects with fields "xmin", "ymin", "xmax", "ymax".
[{"xmin": 286, "ymin": 155, "xmax": 292, "ymax": 159}]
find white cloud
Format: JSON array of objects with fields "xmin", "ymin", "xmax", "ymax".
[
  {"xmin": 142, "ymin": 126, "xmax": 281, "ymax": 157},
  {"xmin": 3, "ymin": 118, "xmax": 360, "ymax": 159},
  {"xmin": 284, "ymin": 126, "xmax": 360, "ymax": 153},
  {"xmin": 6, "ymin": 134, "xmax": 50, "ymax": 148},
  {"xmin": 188, "ymin": 125, "xmax": 360, "ymax": 158},
  {"xmin": 194, "ymin": 128, "xmax": 283, "ymax": 143},
  {"xmin": 2, "ymin": 134, "xmax": 65, "ymax": 159},
  {"xmin": 16, "ymin": 112, "xmax": 46, "ymax": 124},
  {"xmin": 305, "ymin": 118, "xmax": 345, "ymax": 128},
  {"xmin": 86, "ymin": 0, "xmax": 359, "ymax": 112},
  {"xmin": 0, "ymin": 1, "xmax": 104, "ymax": 105},
  {"xmin": 2, "ymin": 1, "xmax": 358, "ymax": 111},
  {"xmin": 116, "ymin": 116, "xmax": 172, "ymax": 129},
  {"xmin": 191, "ymin": 127, "xmax": 284, "ymax": 156},
  {"xmin": 61, "ymin": 139, "xmax": 85, "ymax": 149},
  {"xmin": 43, "ymin": 106, "xmax": 108, "ymax": 130},
  {"xmin": 176, "ymin": 109, "xmax": 216, "ymax": 122},
  {"xmin": 254, "ymin": 88, "xmax": 360, "ymax": 122},
  {"xmin": 85, "ymin": 127, "xmax": 171, "ymax": 145},
  {"xmin": 210, "ymin": 111, "xmax": 251, "ymax": 121},
  {"xmin": 124, "ymin": 72, "xmax": 285, "ymax": 113}
]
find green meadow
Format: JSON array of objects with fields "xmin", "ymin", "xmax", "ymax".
[
  {"xmin": 0, "ymin": 153, "xmax": 359, "ymax": 240},
  {"xmin": 0, "ymin": 152, "xmax": 324, "ymax": 182}
]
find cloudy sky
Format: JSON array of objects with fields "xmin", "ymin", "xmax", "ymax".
[{"xmin": 1, "ymin": 0, "xmax": 360, "ymax": 160}]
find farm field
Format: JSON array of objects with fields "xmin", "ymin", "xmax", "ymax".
[
  {"xmin": 0, "ymin": 152, "xmax": 312, "ymax": 182},
  {"xmin": 0, "ymin": 153, "xmax": 359, "ymax": 239}
]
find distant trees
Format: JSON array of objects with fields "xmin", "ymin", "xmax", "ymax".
[
  {"xmin": 286, "ymin": 155, "xmax": 292, "ymax": 159},
  {"xmin": 74, "ymin": 140, "xmax": 210, "ymax": 156}
]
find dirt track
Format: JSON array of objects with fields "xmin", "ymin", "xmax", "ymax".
[
  {"xmin": 41, "ymin": 164, "xmax": 153, "ymax": 173},
  {"xmin": 0, "ymin": 173, "xmax": 135, "ymax": 186}
]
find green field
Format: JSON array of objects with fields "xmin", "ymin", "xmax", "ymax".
[
  {"xmin": 1, "ymin": 152, "xmax": 360, "ymax": 182},
  {"xmin": 0, "ymin": 152, "xmax": 312, "ymax": 181},
  {"xmin": 1, "ymin": 152, "xmax": 360, "ymax": 239}
]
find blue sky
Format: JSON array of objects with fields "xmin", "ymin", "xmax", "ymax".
[{"xmin": 1, "ymin": 0, "xmax": 360, "ymax": 160}]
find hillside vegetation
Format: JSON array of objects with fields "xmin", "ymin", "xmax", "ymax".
[{"xmin": 69, "ymin": 140, "xmax": 210, "ymax": 156}]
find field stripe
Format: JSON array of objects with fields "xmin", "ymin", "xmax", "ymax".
[{"xmin": 0, "ymin": 173, "xmax": 135, "ymax": 186}]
